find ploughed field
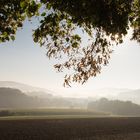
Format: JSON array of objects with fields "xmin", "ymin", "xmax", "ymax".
[{"xmin": 0, "ymin": 117, "xmax": 140, "ymax": 140}]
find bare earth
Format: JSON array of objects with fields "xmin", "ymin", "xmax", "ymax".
[{"xmin": 0, "ymin": 117, "xmax": 140, "ymax": 140}]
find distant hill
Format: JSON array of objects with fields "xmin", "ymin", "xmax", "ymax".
[
  {"xmin": 88, "ymin": 98, "xmax": 140, "ymax": 116},
  {"xmin": 0, "ymin": 87, "xmax": 37, "ymax": 108},
  {"xmin": 1, "ymin": 81, "xmax": 140, "ymax": 110},
  {"xmin": 90, "ymin": 88, "xmax": 140, "ymax": 104},
  {"xmin": 0, "ymin": 87, "xmax": 86, "ymax": 109},
  {"xmin": 117, "ymin": 89, "xmax": 140, "ymax": 104},
  {"xmin": 0, "ymin": 81, "xmax": 54, "ymax": 97}
]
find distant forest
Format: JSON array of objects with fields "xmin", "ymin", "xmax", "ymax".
[{"xmin": 88, "ymin": 98, "xmax": 140, "ymax": 116}]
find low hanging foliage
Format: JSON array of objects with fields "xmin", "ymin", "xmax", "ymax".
[{"xmin": 0, "ymin": 0, "xmax": 140, "ymax": 86}]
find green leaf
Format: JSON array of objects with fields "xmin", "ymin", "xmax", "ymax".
[
  {"xmin": 20, "ymin": 1, "xmax": 28, "ymax": 9},
  {"xmin": 72, "ymin": 42, "xmax": 78, "ymax": 48},
  {"xmin": 3, "ymin": 32, "xmax": 8, "ymax": 37},
  {"xmin": 33, "ymin": 37, "xmax": 38, "ymax": 43},
  {"xmin": 46, "ymin": 3, "xmax": 52, "ymax": 10},
  {"xmin": 41, "ymin": 12, "xmax": 46, "ymax": 17},
  {"xmin": 11, "ymin": 36, "xmax": 15, "ymax": 41}
]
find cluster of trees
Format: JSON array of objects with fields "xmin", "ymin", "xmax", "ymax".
[
  {"xmin": 0, "ymin": 0, "xmax": 139, "ymax": 85},
  {"xmin": 88, "ymin": 98, "xmax": 140, "ymax": 116}
]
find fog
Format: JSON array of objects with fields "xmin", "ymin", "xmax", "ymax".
[{"xmin": 0, "ymin": 81, "xmax": 140, "ymax": 117}]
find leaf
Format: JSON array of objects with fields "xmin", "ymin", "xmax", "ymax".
[
  {"xmin": 46, "ymin": 3, "xmax": 52, "ymax": 10},
  {"xmin": 11, "ymin": 36, "xmax": 15, "ymax": 41},
  {"xmin": 20, "ymin": 1, "xmax": 28, "ymax": 9},
  {"xmin": 72, "ymin": 42, "xmax": 78, "ymax": 48},
  {"xmin": 33, "ymin": 37, "xmax": 38, "ymax": 43},
  {"xmin": 41, "ymin": 12, "xmax": 46, "ymax": 17},
  {"xmin": 3, "ymin": 32, "xmax": 8, "ymax": 37},
  {"xmin": 66, "ymin": 37, "xmax": 69, "ymax": 42}
]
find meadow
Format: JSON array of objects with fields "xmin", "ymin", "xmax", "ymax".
[{"xmin": 0, "ymin": 108, "xmax": 109, "ymax": 119}]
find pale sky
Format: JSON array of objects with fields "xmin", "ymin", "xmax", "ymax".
[{"xmin": 0, "ymin": 20, "xmax": 140, "ymax": 97}]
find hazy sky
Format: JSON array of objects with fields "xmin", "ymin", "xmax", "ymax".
[{"xmin": 0, "ymin": 20, "xmax": 140, "ymax": 97}]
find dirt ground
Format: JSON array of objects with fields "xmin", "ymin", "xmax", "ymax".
[{"xmin": 0, "ymin": 117, "xmax": 140, "ymax": 140}]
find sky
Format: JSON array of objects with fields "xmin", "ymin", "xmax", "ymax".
[{"xmin": 0, "ymin": 20, "xmax": 140, "ymax": 97}]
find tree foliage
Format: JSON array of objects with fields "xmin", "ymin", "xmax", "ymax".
[
  {"xmin": 0, "ymin": 0, "xmax": 140, "ymax": 86},
  {"xmin": 0, "ymin": 0, "xmax": 40, "ymax": 42}
]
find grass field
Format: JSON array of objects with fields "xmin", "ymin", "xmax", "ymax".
[
  {"xmin": 0, "ymin": 108, "xmax": 110, "ymax": 119},
  {"xmin": 0, "ymin": 117, "xmax": 140, "ymax": 140}
]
